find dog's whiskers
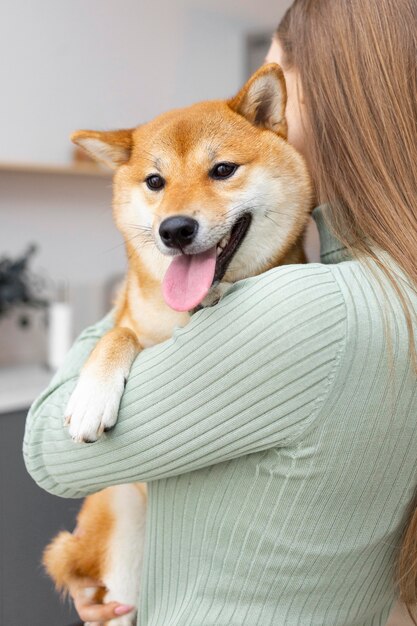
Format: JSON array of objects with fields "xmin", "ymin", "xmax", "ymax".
[
  {"xmin": 264, "ymin": 214, "xmax": 282, "ymax": 229},
  {"xmin": 265, "ymin": 209, "xmax": 289, "ymax": 218},
  {"xmin": 140, "ymin": 149, "xmax": 163, "ymax": 169},
  {"xmin": 222, "ymin": 194, "xmax": 274, "ymax": 219},
  {"xmin": 125, "ymin": 223, "xmax": 153, "ymax": 233},
  {"xmin": 103, "ymin": 232, "xmax": 149, "ymax": 255}
]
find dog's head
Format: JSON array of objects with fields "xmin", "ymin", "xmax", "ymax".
[{"xmin": 73, "ymin": 63, "xmax": 312, "ymax": 312}]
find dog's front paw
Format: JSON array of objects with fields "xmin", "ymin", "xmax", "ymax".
[{"xmin": 65, "ymin": 369, "xmax": 126, "ymax": 443}]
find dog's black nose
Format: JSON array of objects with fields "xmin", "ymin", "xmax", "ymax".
[{"xmin": 159, "ymin": 216, "xmax": 199, "ymax": 249}]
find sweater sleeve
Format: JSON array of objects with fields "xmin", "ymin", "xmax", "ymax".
[{"xmin": 23, "ymin": 264, "xmax": 346, "ymax": 498}]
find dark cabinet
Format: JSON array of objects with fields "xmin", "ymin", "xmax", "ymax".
[{"xmin": 0, "ymin": 409, "xmax": 82, "ymax": 625}]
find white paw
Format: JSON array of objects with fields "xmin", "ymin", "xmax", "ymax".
[{"xmin": 65, "ymin": 369, "xmax": 126, "ymax": 443}]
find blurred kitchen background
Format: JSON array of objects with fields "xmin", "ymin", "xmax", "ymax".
[{"xmin": 0, "ymin": 1, "xmax": 317, "ymax": 624}]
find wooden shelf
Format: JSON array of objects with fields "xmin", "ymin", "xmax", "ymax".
[{"xmin": 0, "ymin": 161, "xmax": 112, "ymax": 178}]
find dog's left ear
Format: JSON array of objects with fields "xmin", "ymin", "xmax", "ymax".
[{"xmin": 229, "ymin": 63, "xmax": 287, "ymax": 138}]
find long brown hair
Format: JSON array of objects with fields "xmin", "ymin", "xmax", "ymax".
[{"xmin": 277, "ymin": 0, "xmax": 417, "ymax": 617}]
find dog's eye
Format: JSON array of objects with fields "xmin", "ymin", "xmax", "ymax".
[
  {"xmin": 210, "ymin": 162, "xmax": 239, "ymax": 180},
  {"xmin": 145, "ymin": 174, "xmax": 165, "ymax": 191}
]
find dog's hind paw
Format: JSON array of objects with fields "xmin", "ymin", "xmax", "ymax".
[{"xmin": 65, "ymin": 369, "xmax": 126, "ymax": 443}]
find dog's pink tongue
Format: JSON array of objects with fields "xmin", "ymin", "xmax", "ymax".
[{"xmin": 162, "ymin": 247, "xmax": 217, "ymax": 311}]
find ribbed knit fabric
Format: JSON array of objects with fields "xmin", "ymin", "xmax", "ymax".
[{"xmin": 24, "ymin": 206, "xmax": 417, "ymax": 626}]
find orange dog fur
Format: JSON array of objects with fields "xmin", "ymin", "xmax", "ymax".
[{"xmin": 43, "ymin": 64, "xmax": 312, "ymax": 626}]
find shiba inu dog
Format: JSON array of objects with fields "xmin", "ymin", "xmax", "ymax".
[{"xmin": 43, "ymin": 63, "xmax": 312, "ymax": 625}]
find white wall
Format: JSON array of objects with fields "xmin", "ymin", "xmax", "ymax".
[
  {"xmin": 0, "ymin": 0, "xmax": 291, "ymax": 364},
  {"xmin": 0, "ymin": 0, "xmax": 263, "ymax": 164}
]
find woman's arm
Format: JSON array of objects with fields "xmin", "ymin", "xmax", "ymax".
[{"xmin": 24, "ymin": 264, "xmax": 346, "ymax": 497}]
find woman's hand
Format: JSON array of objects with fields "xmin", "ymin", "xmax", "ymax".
[{"xmin": 69, "ymin": 577, "xmax": 135, "ymax": 624}]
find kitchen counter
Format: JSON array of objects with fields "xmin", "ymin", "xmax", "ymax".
[{"xmin": 0, "ymin": 364, "xmax": 52, "ymax": 413}]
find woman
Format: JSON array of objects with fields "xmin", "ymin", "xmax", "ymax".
[{"xmin": 24, "ymin": 0, "xmax": 417, "ymax": 624}]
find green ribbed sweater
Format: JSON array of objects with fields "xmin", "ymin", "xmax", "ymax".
[{"xmin": 24, "ymin": 206, "xmax": 417, "ymax": 626}]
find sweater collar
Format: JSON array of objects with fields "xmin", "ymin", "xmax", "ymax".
[{"xmin": 312, "ymin": 205, "xmax": 351, "ymax": 265}]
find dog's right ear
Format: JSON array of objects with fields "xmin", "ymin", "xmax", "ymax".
[{"xmin": 71, "ymin": 129, "xmax": 134, "ymax": 170}]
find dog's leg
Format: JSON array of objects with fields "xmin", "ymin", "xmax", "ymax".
[
  {"xmin": 65, "ymin": 327, "xmax": 141, "ymax": 443},
  {"xmin": 101, "ymin": 484, "xmax": 147, "ymax": 626}
]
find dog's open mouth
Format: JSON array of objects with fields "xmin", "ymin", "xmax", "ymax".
[
  {"xmin": 214, "ymin": 213, "xmax": 252, "ymax": 284},
  {"xmin": 162, "ymin": 213, "xmax": 252, "ymax": 312}
]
